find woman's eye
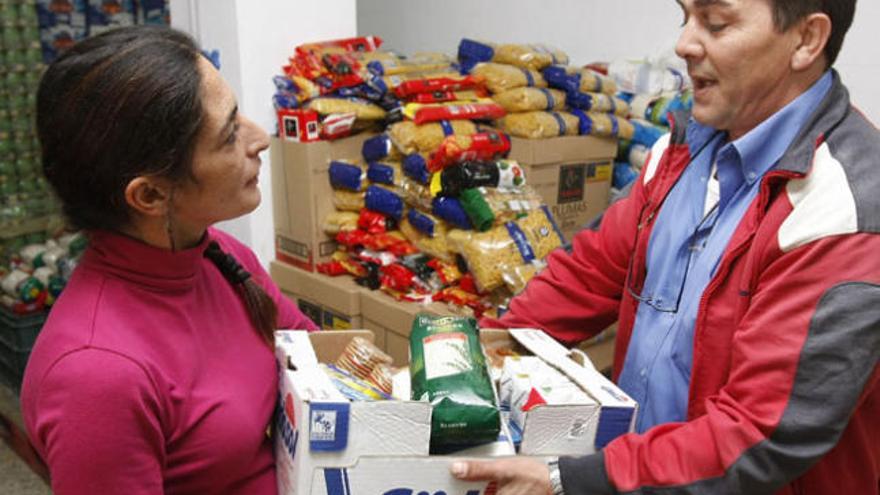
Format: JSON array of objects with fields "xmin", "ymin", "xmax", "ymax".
[
  {"xmin": 707, "ymin": 23, "xmax": 727, "ymax": 33},
  {"xmin": 226, "ymin": 123, "xmax": 240, "ymax": 145}
]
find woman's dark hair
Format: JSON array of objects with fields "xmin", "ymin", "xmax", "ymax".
[
  {"xmin": 770, "ymin": 0, "xmax": 856, "ymax": 68},
  {"xmin": 38, "ymin": 26, "xmax": 277, "ymax": 343}
]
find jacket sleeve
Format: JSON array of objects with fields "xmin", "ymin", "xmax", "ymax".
[
  {"xmin": 30, "ymin": 349, "xmax": 166, "ymax": 495},
  {"xmin": 479, "ymin": 139, "xmax": 662, "ymax": 345},
  {"xmin": 559, "ymin": 233, "xmax": 880, "ymax": 494}
]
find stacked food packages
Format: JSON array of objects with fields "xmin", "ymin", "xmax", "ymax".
[{"xmin": 0, "ymin": 230, "xmax": 86, "ymax": 314}]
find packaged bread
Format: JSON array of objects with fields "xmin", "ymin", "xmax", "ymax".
[
  {"xmin": 492, "ymin": 87, "xmax": 566, "ymax": 113},
  {"xmin": 543, "ymin": 65, "xmax": 617, "ymax": 95},
  {"xmin": 388, "ymin": 120, "xmax": 478, "ymax": 154},
  {"xmin": 471, "ymin": 62, "xmax": 547, "ymax": 94},
  {"xmin": 307, "ymin": 97, "xmax": 387, "ymax": 120},
  {"xmin": 496, "ymin": 111, "xmax": 580, "ymax": 139},
  {"xmin": 451, "ymin": 206, "xmax": 565, "ymax": 292},
  {"xmin": 566, "ymin": 92, "xmax": 631, "ymax": 116}
]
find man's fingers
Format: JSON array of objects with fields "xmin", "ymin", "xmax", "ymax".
[{"xmin": 450, "ymin": 460, "xmax": 502, "ymax": 481}]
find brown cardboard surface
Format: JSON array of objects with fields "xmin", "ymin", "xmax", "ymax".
[
  {"xmin": 272, "ymin": 262, "xmax": 365, "ymax": 330},
  {"xmin": 509, "ymin": 136, "xmax": 616, "ymax": 240},
  {"xmin": 359, "ymin": 290, "xmax": 456, "ymax": 340},
  {"xmin": 271, "ymin": 133, "xmax": 376, "ymax": 271}
]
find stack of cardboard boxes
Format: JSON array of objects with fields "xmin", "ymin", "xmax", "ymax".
[{"xmin": 269, "ymin": 131, "xmax": 617, "ymax": 368}]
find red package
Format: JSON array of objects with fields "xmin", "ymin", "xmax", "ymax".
[
  {"xmin": 458, "ymin": 274, "xmax": 480, "ymax": 294},
  {"xmin": 427, "ymin": 258, "xmax": 463, "ymax": 286},
  {"xmin": 358, "ymin": 209, "xmax": 391, "ymax": 234},
  {"xmin": 407, "ymin": 100, "xmax": 506, "ymax": 126},
  {"xmin": 408, "ymin": 88, "xmax": 488, "ymax": 104},
  {"xmin": 295, "ymin": 36, "xmax": 383, "ymax": 57},
  {"xmin": 394, "ymin": 75, "xmax": 485, "ymax": 98},
  {"xmin": 317, "ymin": 261, "xmax": 350, "ymax": 276},
  {"xmin": 386, "ymin": 240, "xmax": 419, "ymax": 257},
  {"xmin": 363, "ymin": 232, "xmax": 407, "ymax": 251},
  {"xmin": 336, "ymin": 229, "xmax": 371, "ymax": 248},
  {"xmin": 427, "ymin": 131, "xmax": 511, "ymax": 172},
  {"xmin": 320, "ymin": 113, "xmax": 357, "ymax": 140},
  {"xmin": 379, "ymin": 264, "xmax": 415, "ymax": 293},
  {"xmin": 433, "ymin": 286, "xmax": 491, "ymax": 317}
]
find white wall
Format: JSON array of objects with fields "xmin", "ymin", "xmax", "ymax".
[
  {"xmin": 358, "ymin": 0, "xmax": 880, "ymax": 123},
  {"xmin": 171, "ymin": 0, "xmax": 357, "ymax": 267}
]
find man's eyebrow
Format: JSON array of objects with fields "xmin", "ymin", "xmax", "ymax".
[{"xmin": 695, "ymin": 0, "xmax": 732, "ymax": 7}]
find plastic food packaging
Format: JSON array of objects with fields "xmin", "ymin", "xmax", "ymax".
[
  {"xmin": 362, "ymin": 134, "xmax": 402, "ymax": 162},
  {"xmin": 432, "ymin": 196, "xmax": 473, "ymax": 230},
  {"xmin": 307, "ymin": 97, "xmax": 387, "ymax": 120},
  {"xmin": 402, "ymin": 100, "xmax": 506, "ymax": 126},
  {"xmin": 335, "ymin": 335, "xmax": 393, "ymax": 381},
  {"xmin": 452, "ymin": 206, "xmax": 565, "ymax": 292},
  {"xmin": 543, "ymin": 65, "xmax": 617, "ymax": 95},
  {"xmin": 498, "ymin": 356, "xmax": 591, "ymax": 430},
  {"xmin": 392, "ymin": 74, "xmax": 485, "ymax": 98},
  {"xmin": 323, "ymin": 211, "xmax": 360, "ymax": 235},
  {"xmin": 364, "ymin": 185, "xmax": 405, "ymax": 220},
  {"xmin": 366, "ymin": 161, "xmax": 402, "ymax": 186},
  {"xmin": 496, "ymin": 111, "xmax": 580, "ymax": 139},
  {"xmin": 492, "ymin": 87, "xmax": 567, "ymax": 113},
  {"xmin": 566, "ymin": 92, "xmax": 631, "ymax": 116},
  {"xmin": 480, "ymin": 185, "xmax": 544, "ymax": 225},
  {"xmin": 458, "ymin": 39, "xmax": 569, "ymax": 72},
  {"xmin": 427, "ymin": 131, "xmax": 512, "ymax": 173},
  {"xmin": 328, "ymin": 161, "xmax": 367, "ymax": 191},
  {"xmin": 408, "ymin": 89, "xmax": 488, "ymax": 104},
  {"xmin": 409, "ymin": 314, "xmax": 500, "ymax": 450},
  {"xmin": 388, "ymin": 120, "xmax": 478, "ymax": 154},
  {"xmin": 322, "ymin": 363, "xmax": 393, "ymax": 401},
  {"xmin": 471, "ymin": 62, "xmax": 547, "ymax": 94},
  {"xmin": 432, "ymin": 159, "xmax": 526, "ymax": 197},
  {"xmin": 367, "ymin": 52, "xmax": 453, "ymax": 76},
  {"xmin": 570, "ymin": 110, "xmax": 636, "ymax": 139},
  {"xmin": 403, "ymin": 153, "xmax": 432, "ymax": 185},
  {"xmin": 399, "ymin": 216, "xmax": 456, "ymax": 264},
  {"xmin": 398, "ymin": 177, "xmax": 435, "ymax": 211},
  {"xmin": 332, "ymin": 190, "xmax": 366, "ymax": 212}
]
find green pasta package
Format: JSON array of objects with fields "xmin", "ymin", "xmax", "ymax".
[{"xmin": 409, "ymin": 314, "xmax": 500, "ymax": 451}]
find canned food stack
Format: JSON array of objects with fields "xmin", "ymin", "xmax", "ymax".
[{"xmin": 1, "ymin": 0, "xmax": 64, "ymax": 266}]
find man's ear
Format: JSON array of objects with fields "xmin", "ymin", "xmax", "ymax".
[
  {"xmin": 791, "ymin": 12, "xmax": 832, "ymax": 71},
  {"xmin": 124, "ymin": 176, "xmax": 172, "ymax": 218}
]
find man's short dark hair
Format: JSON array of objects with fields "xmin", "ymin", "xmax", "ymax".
[{"xmin": 770, "ymin": 0, "xmax": 856, "ymax": 67}]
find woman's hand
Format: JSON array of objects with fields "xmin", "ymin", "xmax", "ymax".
[{"xmin": 450, "ymin": 457, "xmax": 552, "ymax": 495}]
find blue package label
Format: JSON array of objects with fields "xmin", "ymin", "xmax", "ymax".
[{"xmin": 309, "ymin": 402, "xmax": 350, "ymax": 452}]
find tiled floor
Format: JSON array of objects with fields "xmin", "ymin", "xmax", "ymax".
[{"xmin": 0, "ymin": 440, "xmax": 51, "ymax": 495}]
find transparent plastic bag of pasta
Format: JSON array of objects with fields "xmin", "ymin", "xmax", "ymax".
[
  {"xmin": 471, "ymin": 62, "xmax": 547, "ymax": 94},
  {"xmin": 409, "ymin": 314, "xmax": 500, "ymax": 450},
  {"xmin": 496, "ymin": 111, "xmax": 580, "ymax": 139}
]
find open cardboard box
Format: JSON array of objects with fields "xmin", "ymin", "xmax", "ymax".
[{"xmin": 274, "ymin": 328, "xmax": 636, "ymax": 495}]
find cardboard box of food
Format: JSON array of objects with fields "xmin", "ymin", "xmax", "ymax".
[
  {"xmin": 271, "ymin": 261, "xmax": 365, "ymax": 331},
  {"xmin": 270, "ymin": 133, "xmax": 376, "ymax": 272},
  {"xmin": 509, "ymin": 135, "xmax": 616, "ymax": 241},
  {"xmin": 274, "ymin": 327, "xmax": 636, "ymax": 495}
]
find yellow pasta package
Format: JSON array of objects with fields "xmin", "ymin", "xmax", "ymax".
[
  {"xmin": 387, "ymin": 120, "xmax": 478, "ymax": 154},
  {"xmin": 492, "ymin": 87, "xmax": 567, "ymax": 113},
  {"xmin": 496, "ymin": 111, "xmax": 580, "ymax": 139},
  {"xmin": 471, "ymin": 62, "xmax": 547, "ymax": 94},
  {"xmin": 307, "ymin": 97, "xmax": 386, "ymax": 120}
]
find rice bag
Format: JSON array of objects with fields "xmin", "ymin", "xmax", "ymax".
[
  {"xmin": 409, "ymin": 314, "xmax": 500, "ymax": 450},
  {"xmin": 388, "ymin": 120, "xmax": 478, "ymax": 154},
  {"xmin": 566, "ymin": 92, "xmax": 631, "ymax": 116},
  {"xmin": 543, "ymin": 65, "xmax": 617, "ymax": 95},
  {"xmin": 496, "ymin": 111, "xmax": 580, "ymax": 139},
  {"xmin": 492, "ymin": 87, "xmax": 567, "ymax": 113},
  {"xmin": 471, "ymin": 63, "xmax": 547, "ymax": 94},
  {"xmin": 402, "ymin": 100, "xmax": 506, "ymax": 125}
]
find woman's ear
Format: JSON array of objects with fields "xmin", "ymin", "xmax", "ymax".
[
  {"xmin": 124, "ymin": 176, "xmax": 172, "ymax": 217},
  {"xmin": 791, "ymin": 12, "xmax": 832, "ymax": 71}
]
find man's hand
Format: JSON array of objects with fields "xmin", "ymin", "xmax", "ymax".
[{"xmin": 450, "ymin": 458, "xmax": 552, "ymax": 495}]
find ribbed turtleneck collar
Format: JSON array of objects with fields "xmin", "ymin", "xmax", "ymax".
[{"xmin": 82, "ymin": 228, "xmax": 215, "ymax": 292}]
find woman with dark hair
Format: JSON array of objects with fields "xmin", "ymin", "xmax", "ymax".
[{"xmin": 19, "ymin": 25, "xmax": 319, "ymax": 494}]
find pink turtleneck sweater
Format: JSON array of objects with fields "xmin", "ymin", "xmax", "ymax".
[{"xmin": 21, "ymin": 228, "xmax": 318, "ymax": 494}]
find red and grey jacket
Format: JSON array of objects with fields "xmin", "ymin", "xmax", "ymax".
[{"xmin": 481, "ymin": 72, "xmax": 880, "ymax": 494}]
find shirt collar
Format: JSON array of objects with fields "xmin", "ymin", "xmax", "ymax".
[{"xmin": 685, "ymin": 70, "xmax": 833, "ymax": 185}]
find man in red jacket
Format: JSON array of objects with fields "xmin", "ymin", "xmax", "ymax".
[{"xmin": 451, "ymin": 0, "xmax": 879, "ymax": 494}]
